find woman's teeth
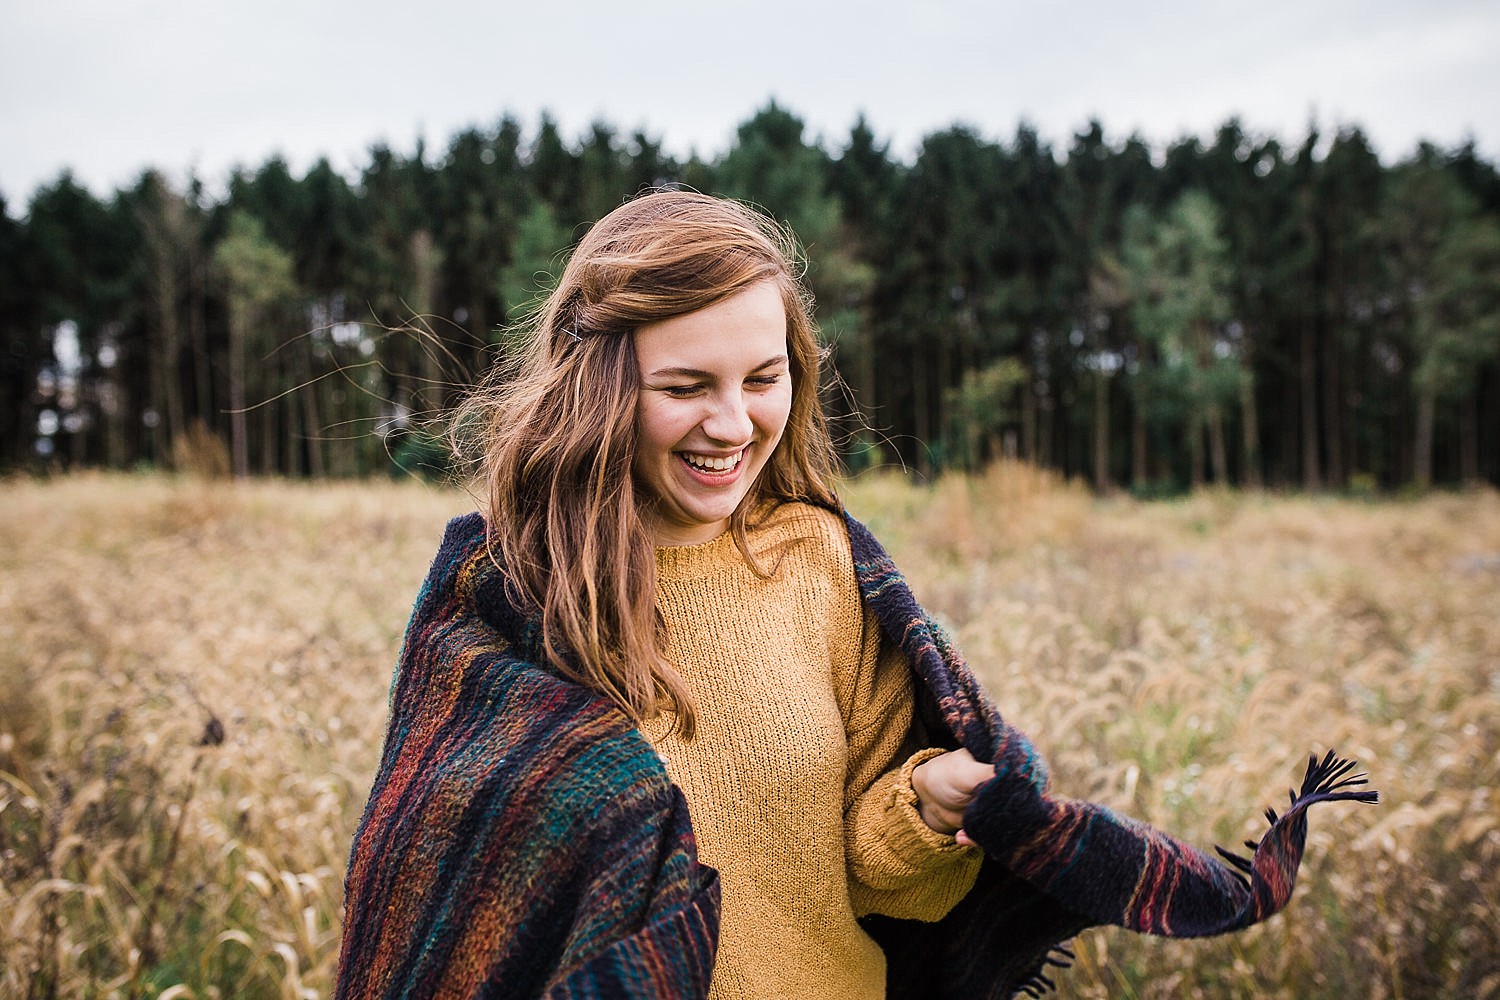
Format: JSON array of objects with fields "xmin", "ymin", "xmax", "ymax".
[{"xmin": 682, "ymin": 451, "xmax": 742, "ymax": 472}]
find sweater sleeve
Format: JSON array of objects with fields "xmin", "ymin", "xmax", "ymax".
[{"xmin": 841, "ymin": 608, "xmax": 982, "ymax": 921}]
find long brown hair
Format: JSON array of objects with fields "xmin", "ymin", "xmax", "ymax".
[{"xmin": 454, "ymin": 191, "xmax": 840, "ymax": 736}]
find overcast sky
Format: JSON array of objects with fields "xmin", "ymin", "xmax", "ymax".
[{"xmin": 3, "ymin": 0, "xmax": 1498, "ymax": 207}]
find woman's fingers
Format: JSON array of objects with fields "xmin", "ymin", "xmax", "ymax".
[{"xmin": 914, "ymin": 748, "xmax": 998, "ymax": 835}]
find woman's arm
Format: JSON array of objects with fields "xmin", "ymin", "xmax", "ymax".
[{"xmin": 839, "ymin": 618, "xmax": 983, "ymax": 921}]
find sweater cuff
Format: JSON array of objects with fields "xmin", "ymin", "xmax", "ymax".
[{"xmin": 887, "ymin": 747, "xmax": 976, "ymax": 862}]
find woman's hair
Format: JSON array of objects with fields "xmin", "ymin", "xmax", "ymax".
[{"xmin": 454, "ymin": 190, "xmax": 841, "ymax": 736}]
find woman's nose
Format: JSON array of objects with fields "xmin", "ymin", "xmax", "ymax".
[{"xmin": 702, "ymin": 390, "xmax": 753, "ymax": 443}]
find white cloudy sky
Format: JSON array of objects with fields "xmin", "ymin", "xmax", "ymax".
[{"xmin": 3, "ymin": 0, "xmax": 1498, "ymax": 205}]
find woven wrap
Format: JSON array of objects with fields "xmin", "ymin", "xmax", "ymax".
[
  {"xmin": 336, "ymin": 514, "xmax": 719, "ymax": 998},
  {"xmin": 336, "ymin": 511, "xmax": 1376, "ymax": 999}
]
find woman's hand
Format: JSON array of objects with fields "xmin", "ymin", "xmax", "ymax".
[{"xmin": 912, "ymin": 748, "xmax": 994, "ymax": 847}]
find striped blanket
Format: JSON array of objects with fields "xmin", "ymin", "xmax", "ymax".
[{"xmin": 336, "ymin": 510, "xmax": 1376, "ymax": 998}]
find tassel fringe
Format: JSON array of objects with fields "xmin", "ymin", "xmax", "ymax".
[
  {"xmin": 1014, "ymin": 943, "xmax": 1076, "ymax": 998},
  {"xmin": 1214, "ymin": 750, "xmax": 1380, "ymax": 874}
]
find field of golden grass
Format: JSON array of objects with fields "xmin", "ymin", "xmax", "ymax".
[{"xmin": 1, "ymin": 468, "xmax": 1496, "ymax": 999}]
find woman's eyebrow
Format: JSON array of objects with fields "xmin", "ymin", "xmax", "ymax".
[
  {"xmin": 645, "ymin": 355, "xmax": 789, "ymax": 380},
  {"xmin": 645, "ymin": 366, "xmax": 713, "ymax": 380}
]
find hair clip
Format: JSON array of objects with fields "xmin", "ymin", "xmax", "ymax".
[{"xmin": 566, "ymin": 322, "xmax": 583, "ymax": 343}]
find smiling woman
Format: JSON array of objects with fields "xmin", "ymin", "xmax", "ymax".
[
  {"xmin": 336, "ymin": 191, "xmax": 995, "ymax": 998},
  {"xmin": 334, "ymin": 190, "xmax": 1377, "ymax": 1000}
]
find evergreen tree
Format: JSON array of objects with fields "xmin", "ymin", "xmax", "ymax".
[
  {"xmin": 212, "ymin": 212, "xmax": 297, "ymax": 478},
  {"xmin": 121, "ymin": 170, "xmax": 202, "ymax": 464},
  {"xmin": 1060, "ymin": 121, "xmax": 1135, "ymax": 489},
  {"xmin": 883, "ymin": 126, "xmax": 1010, "ymax": 473},
  {"xmin": 25, "ymin": 172, "xmax": 134, "ymax": 466},
  {"xmin": 0, "ymin": 194, "xmax": 42, "ymax": 468},
  {"xmin": 433, "ymin": 119, "xmax": 526, "ymax": 355},
  {"xmin": 1000, "ymin": 125, "xmax": 1072, "ymax": 471},
  {"xmin": 1383, "ymin": 154, "xmax": 1500, "ymax": 486},
  {"xmin": 826, "ymin": 116, "xmax": 900, "ymax": 457},
  {"xmin": 1122, "ymin": 191, "xmax": 1239, "ymax": 487},
  {"xmin": 528, "ymin": 114, "xmax": 580, "ymax": 224}
]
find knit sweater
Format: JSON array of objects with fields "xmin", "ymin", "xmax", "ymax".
[
  {"xmin": 645, "ymin": 506, "xmax": 980, "ymax": 998},
  {"xmin": 336, "ymin": 506, "xmax": 1377, "ymax": 999}
]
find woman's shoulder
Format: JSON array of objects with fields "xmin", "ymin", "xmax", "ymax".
[
  {"xmin": 752, "ymin": 499, "xmax": 851, "ymax": 553},
  {"xmin": 748, "ymin": 500, "xmax": 858, "ymax": 593}
]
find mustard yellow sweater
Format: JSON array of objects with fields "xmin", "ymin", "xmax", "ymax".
[{"xmin": 643, "ymin": 504, "xmax": 981, "ymax": 1000}]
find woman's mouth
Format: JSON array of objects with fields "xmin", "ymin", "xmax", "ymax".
[{"xmin": 679, "ymin": 450, "xmax": 745, "ymax": 477}]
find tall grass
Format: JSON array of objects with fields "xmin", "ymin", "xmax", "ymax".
[
  {"xmin": 0, "ymin": 474, "xmax": 459, "ymax": 999},
  {"xmin": 1, "ymin": 469, "xmax": 1496, "ymax": 998}
]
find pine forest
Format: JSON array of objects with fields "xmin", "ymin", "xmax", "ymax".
[{"xmin": 4, "ymin": 102, "xmax": 1498, "ymax": 491}]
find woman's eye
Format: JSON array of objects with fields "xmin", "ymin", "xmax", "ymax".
[
  {"xmin": 663, "ymin": 385, "xmax": 703, "ymax": 398},
  {"xmin": 746, "ymin": 375, "xmax": 783, "ymax": 390}
]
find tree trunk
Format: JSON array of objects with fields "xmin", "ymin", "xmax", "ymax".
[
  {"xmin": 1482, "ymin": 367, "xmax": 1499, "ymax": 484},
  {"xmin": 228, "ymin": 308, "xmax": 249, "ymax": 479},
  {"xmin": 104, "ymin": 367, "xmax": 127, "ymax": 467},
  {"xmin": 937, "ymin": 318, "xmax": 952, "ymax": 471},
  {"xmin": 1239, "ymin": 370, "xmax": 1263, "ymax": 489},
  {"xmin": 913, "ymin": 345, "xmax": 930, "ymax": 477},
  {"xmin": 1413, "ymin": 387, "xmax": 1435, "ymax": 489},
  {"xmin": 1321, "ymin": 325, "xmax": 1344, "ymax": 488},
  {"xmin": 190, "ymin": 253, "xmax": 212, "ymax": 430},
  {"xmin": 260, "ymin": 367, "xmax": 278, "ymax": 476},
  {"xmin": 1189, "ymin": 406, "xmax": 1205, "ymax": 488},
  {"xmin": 1345, "ymin": 338, "xmax": 1361, "ymax": 484},
  {"xmin": 148, "ymin": 328, "xmax": 169, "ymax": 465},
  {"xmin": 1300, "ymin": 317, "xmax": 1321, "ymax": 489},
  {"xmin": 1038, "ymin": 379, "xmax": 1054, "ymax": 469},
  {"xmin": 857, "ymin": 319, "xmax": 876, "ymax": 438},
  {"xmin": 301, "ymin": 376, "xmax": 325, "ymax": 479},
  {"xmin": 300, "ymin": 327, "xmax": 325, "ymax": 479},
  {"xmin": 147, "ymin": 253, "xmax": 186, "ymax": 463},
  {"xmin": 1092, "ymin": 370, "xmax": 1110, "ymax": 492},
  {"xmin": 1207, "ymin": 403, "xmax": 1228, "ymax": 484},
  {"xmin": 1131, "ymin": 402, "xmax": 1147, "ymax": 492},
  {"xmin": 162, "ymin": 273, "xmax": 186, "ymax": 453},
  {"xmin": 408, "ymin": 230, "xmax": 444, "ymax": 414},
  {"xmin": 1460, "ymin": 393, "xmax": 1478, "ymax": 484},
  {"xmin": 1021, "ymin": 369, "xmax": 1036, "ymax": 465},
  {"xmin": 468, "ymin": 292, "xmax": 489, "ymax": 384}
]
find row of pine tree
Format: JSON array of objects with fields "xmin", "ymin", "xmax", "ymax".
[{"xmin": 3, "ymin": 102, "xmax": 1497, "ymax": 489}]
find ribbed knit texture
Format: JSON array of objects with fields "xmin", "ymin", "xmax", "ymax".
[
  {"xmin": 645, "ymin": 506, "xmax": 980, "ymax": 999},
  {"xmin": 336, "ymin": 507, "xmax": 1377, "ymax": 1000}
]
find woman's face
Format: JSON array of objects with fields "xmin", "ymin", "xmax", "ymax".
[{"xmin": 632, "ymin": 281, "xmax": 793, "ymax": 546}]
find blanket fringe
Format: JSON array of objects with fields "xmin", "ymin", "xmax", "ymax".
[
  {"xmin": 1213, "ymin": 750, "xmax": 1380, "ymax": 874},
  {"xmin": 1014, "ymin": 943, "xmax": 1075, "ymax": 998}
]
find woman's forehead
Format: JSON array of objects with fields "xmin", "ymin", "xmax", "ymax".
[{"xmin": 633, "ymin": 283, "xmax": 789, "ymax": 374}]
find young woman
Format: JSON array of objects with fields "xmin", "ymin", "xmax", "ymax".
[{"xmin": 336, "ymin": 191, "xmax": 1376, "ymax": 999}]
